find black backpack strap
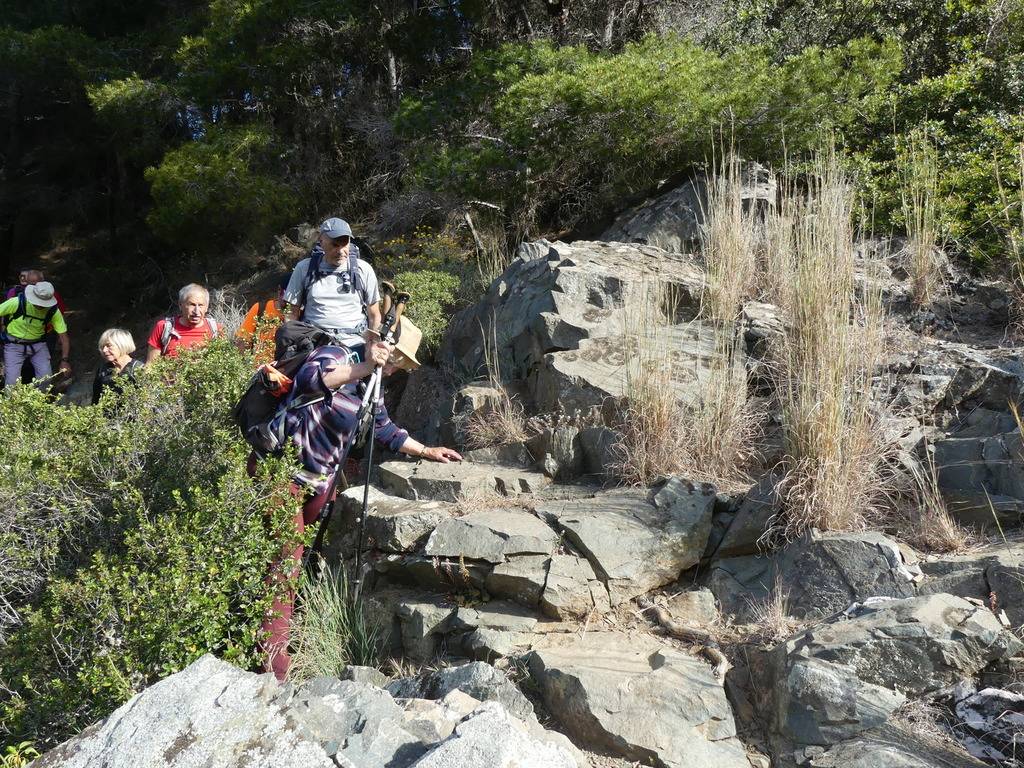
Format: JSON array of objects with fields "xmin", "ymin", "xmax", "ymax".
[
  {"xmin": 271, "ymin": 391, "xmax": 326, "ymax": 450},
  {"xmin": 10, "ymin": 294, "xmax": 57, "ymax": 326},
  {"xmin": 299, "ymin": 247, "xmax": 327, "ymax": 319}
]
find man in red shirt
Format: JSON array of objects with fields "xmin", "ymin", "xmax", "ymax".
[{"xmin": 146, "ymin": 283, "xmax": 220, "ymax": 362}]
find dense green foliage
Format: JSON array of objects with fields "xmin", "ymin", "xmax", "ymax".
[
  {"xmin": 0, "ymin": 342, "xmax": 297, "ymax": 746},
  {"xmin": 3, "ymin": 0, "xmax": 1022, "ymax": 276},
  {"xmin": 399, "ymin": 36, "xmax": 902, "ymax": 231}
]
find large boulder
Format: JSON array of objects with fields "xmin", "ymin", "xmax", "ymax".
[
  {"xmin": 440, "ymin": 239, "xmax": 705, "ymax": 386},
  {"xmin": 529, "ymin": 322, "xmax": 739, "ymax": 414},
  {"xmin": 34, "ymin": 656, "xmax": 584, "ymax": 768},
  {"xmin": 600, "ymin": 164, "xmax": 776, "ymax": 254},
  {"xmin": 423, "ymin": 509, "xmax": 558, "ymax": 564},
  {"xmin": 527, "ymin": 632, "xmax": 749, "ymax": 768},
  {"xmin": 753, "ymin": 594, "xmax": 1022, "ymax": 747},
  {"xmin": 709, "ymin": 531, "xmax": 921, "ymax": 621},
  {"xmin": 535, "ymin": 478, "xmax": 715, "ymax": 605}
]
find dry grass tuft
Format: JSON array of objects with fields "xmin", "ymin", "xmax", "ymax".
[
  {"xmin": 701, "ymin": 153, "xmax": 759, "ymax": 325},
  {"xmin": 462, "ymin": 320, "xmax": 529, "ymax": 449},
  {"xmin": 898, "ymin": 449, "xmax": 973, "ymax": 553},
  {"xmin": 900, "ymin": 130, "xmax": 944, "ymax": 307},
  {"xmin": 773, "ymin": 148, "xmax": 888, "ymax": 536},
  {"xmin": 611, "ymin": 282, "xmax": 759, "ymax": 488},
  {"xmin": 744, "ymin": 580, "xmax": 805, "ymax": 645}
]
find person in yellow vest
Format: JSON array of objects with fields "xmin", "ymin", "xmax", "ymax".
[{"xmin": 0, "ymin": 281, "xmax": 71, "ymax": 387}]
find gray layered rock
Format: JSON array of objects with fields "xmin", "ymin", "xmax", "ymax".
[
  {"xmin": 339, "ymin": 487, "xmax": 452, "ymax": 553},
  {"xmin": 485, "ymin": 554, "xmax": 549, "ymax": 605},
  {"xmin": 709, "ymin": 474, "xmax": 779, "ymax": 559},
  {"xmin": 388, "ymin": 662, "xmax": 535, "ymax": 724},
  {"xmin": 933, "ymin": 427, "xmax": 1024, "ymax": 528},
  {"xmin": 527, "ymin": 632, "xmax": 749, "ymax": 768},
  {"xmin": 540, "ymin": 553, "xmax": 611, "ymax": 619},
  {"xmin": 529, "ymin": 322, "xmax": 740, "ymax": 415},
  {"xmin": 379, "ymin": 460, "xmax": 552, "ymax": 502},
  {"xmin": 755, "ymin": 594, "xmax": 1022, "ymax": 747},
  {"xmin": 440, "ymin": 239, "xmax": 705, "ymax": 385},
  {"xmin": 34, "ymin": 655, "xmax": 584, "ymax": 768},
  {"xmin": 424, "ymin": 509, "xmax": 558, "ymax": 564},
  {"xmin": 918, "ymin": 541, "xmax": 1024, "ymax": 628},
  {"xmin": 536, "ymin": 478, "xmax": 715, "ymax": 605},
  {"xmin": 709, "ymin": 531, "xmax": 921, "ymax": 621},
  {"xmin": 601, "ymin": 176, "xmax": 708, "ymax": 253},
  {"xmin": 601, "ymin": 165, "xmax": 775, "ymax": 254}
]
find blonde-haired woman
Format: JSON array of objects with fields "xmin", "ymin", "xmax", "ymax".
[{"xmin": 92, "ymin": 328, "xmax": 144, "ymax": 404}]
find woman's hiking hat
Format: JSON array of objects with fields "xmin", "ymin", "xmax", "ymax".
[
  {"xmin": 392, "ymin": 317, "xmax": 422, "ymax": 371},
  {"xmin": 25, "ymin": 281, "xmax": 57, "ymax": 307},
  {"xmin": 320, "ymin": 217, "xmax": 353, "ymax": 239}
]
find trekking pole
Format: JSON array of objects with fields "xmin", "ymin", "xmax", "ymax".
[{"xmin": 353, "ymin": 285, "xmax": 409, "ymax": 597}]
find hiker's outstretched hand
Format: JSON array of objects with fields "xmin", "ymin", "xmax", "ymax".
[{"xmin": 422, "ymin": 446, "xmax": 462, "ymax": 463}]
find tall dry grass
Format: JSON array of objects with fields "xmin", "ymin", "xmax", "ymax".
[
  {"xmin": 898, "ymin": 447, "xmax": 972, "ymax": 553},
  {"xmin": 774, "ymin": 149, "xmax": 887, "ymax": 536},
  {"xmin": 900, "ymin": 130, "xmax": 944, "ymax": 307},
  {"xmin": 701, "ymin": 154, "xmax": 759, "ymax": 325},
  {"xmin": 462, "ymin": 319, "xmax": 528, "ymax": 449},
  {"xmin": 612, "ymin": 280, "xmax": 758, "ymax": 488}
]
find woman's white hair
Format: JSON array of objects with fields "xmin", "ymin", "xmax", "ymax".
[
  {"xmin": 178, "ymin": 283, "xmax": 210, "ymax": 306},
  {"xmin": 98, "ymin": 327, "xmax": 136, "ymax": 356}
]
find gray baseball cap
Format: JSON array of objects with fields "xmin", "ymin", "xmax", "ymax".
[{"xmin": 320, "ymin": 217, "xmax": 353, "ymax": 239}]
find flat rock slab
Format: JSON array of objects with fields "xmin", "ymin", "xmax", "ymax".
[
  {"xmin": 535, "ymin": 478, "xmax": 714, "ymax": 605},
  {"xmin": 424, "ymin": 510, "xmax": 558, "ymax": 564},
  {"xmin": 527, "ymin": 632, "xmax": 749, "ymax": 768},
  {"xmin": 339, "ymin": 487, "xmax": 453, "ymax": 553},
  {"xmin": 379, "ymin": 460, "xmax": 552, "ymax": 502}
]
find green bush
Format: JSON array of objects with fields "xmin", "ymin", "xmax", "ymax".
[
  {"xmin": 0, "ymin": 341, "xmax": 298, "ymax": 747},
  {"xmin": 399, "ymin": 35, "xmax": 901, "ymax": 231},
  {"xmin": 145, "ymin": 126, "xmax": 300, "ymax": 246}
]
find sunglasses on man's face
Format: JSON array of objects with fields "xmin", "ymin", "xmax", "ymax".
[{"xmin": 329, "ymin": 236, "xmax": 350, "ymax": 247}]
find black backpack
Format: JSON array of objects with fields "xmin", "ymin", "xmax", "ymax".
[{"xmin": 231, "ymin": 321, "xmax": 331, "ymax": 456}]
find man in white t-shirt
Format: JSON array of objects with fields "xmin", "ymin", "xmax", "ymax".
[{"xmin": 283, "ymin": 218, "xmax": 382, "ymax": 348}]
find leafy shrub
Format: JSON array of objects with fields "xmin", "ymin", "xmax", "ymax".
[
  {"xmin": 399, "ymin": 35, "xmax": 901, "ymax": 232},
  {"xmin": 87, "ymin": 75, "xmax": 183, "ymax": 164},
  {"xmin": 0, "ymin": 341, "xmax": 298, "ymax": 747},
  {"xmin": 145, "ymin": 126, "xmax": 300, "ymax": 246},
  {"xmin": 377, "ymin": 226, "xmax": 472, "ymax": 354}
]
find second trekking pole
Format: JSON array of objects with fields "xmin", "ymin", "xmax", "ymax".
[{"xmin": 353, "ymin": 285, "xmax": 409, "ymax": 597}]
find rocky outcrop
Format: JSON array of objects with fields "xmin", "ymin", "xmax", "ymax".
[
  {"xmin": 34, "ymin": 655, "xmax": 585, "ymax": 768},
  {"xmin": 752, "ymin": 594, "xmax": 1022, "ymax": 748},
  {"xmin": 441, "ymin": 239, "xmax": 706, "ymax": 385},
  {"xmin": 600, "ymin": 163, "xmax": 776, "ymax": 254},
  {"xmin": 535, "ymin": 478, "xmax": 715, "ymax": 605},
  {"xmin": 528, "ymin": 632, "xmax": 750, "ymax": 768},
  {"xmin": 709, "ymin": 531, "xmax": 922, "ymax": 621}
]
